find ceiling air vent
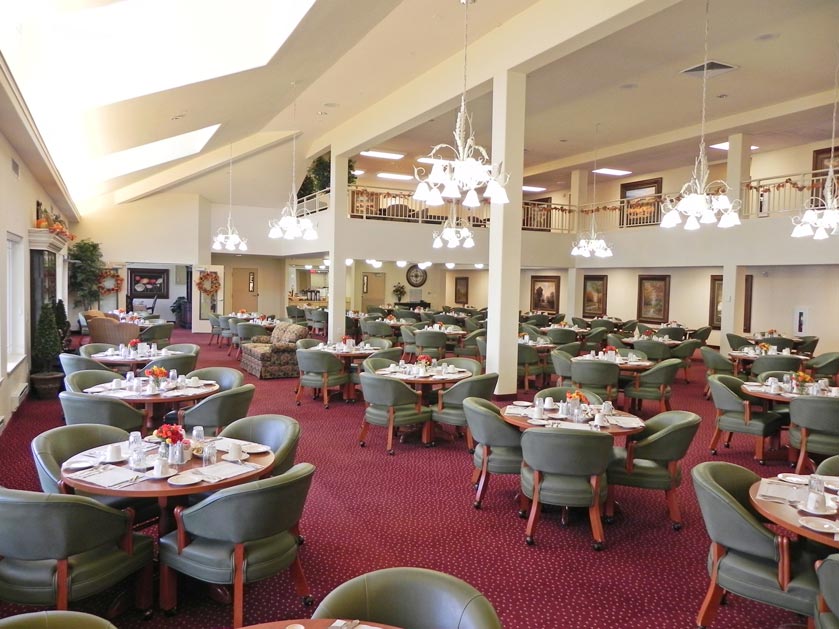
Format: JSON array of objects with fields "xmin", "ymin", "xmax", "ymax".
[
  {"xmin": 10, "ymin": 158, "xmax": 19, "ymax": 178},
  {"xmin": 680, "ymin": 60, "xmax": 738, "ymax": 79}
]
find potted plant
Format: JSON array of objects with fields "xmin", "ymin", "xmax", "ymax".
[
  {"xmin": 392, "ymin": 282, "xmax": 407, "ymax": 303},
  {"xmin": 30, "ymin": 302, "xmax": 64, "ymax": 398},
  {"xmin": 170, "ymin": 296, "xmax": 190, "ymax": 329},
  {"xmin": 53, "ymin": 299, "xmax": 73, "ymax": 351},
  {"xmin": 69, "ymin": 239, "xmax": 105, "ymax": 312}
]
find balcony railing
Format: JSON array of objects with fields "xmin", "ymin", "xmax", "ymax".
[{"xmin": 742, "ymin": 169, "xmax": 835, "ymax": 220}]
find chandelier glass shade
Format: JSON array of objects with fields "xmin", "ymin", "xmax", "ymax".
[
  {"xmin": 571, "ymin": 123, "xmax": 613, "ymax": 259},
  {"xmin": 790, "ymin": 49, "xmax": 839, "ymax": 240},
  {"xmin": 414, "ymin": 0, "xmax": 508, "ymax": 218},
  {"xmin": 212, "ymin": 148, "xmax": 248, "ymax": 251},
  {"xmin": 433, "ymin": 206, "xmax": 475, "ymax": 249},
  {"xmin": 660, "ymin": 0, "xmax": 740, "ymax": 231}
]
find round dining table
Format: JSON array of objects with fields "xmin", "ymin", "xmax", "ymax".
[
  {"xmin": 749, "ymin": 481, "xmax": 839, "ymax": 550},
  {"xmin": 244, "ymin": 621, "xmax": 401, "ymax": 629},
  {"xmin": 728, "ymin": 350, "xmax": 807, "ymax": 375},
  {"xmin": 501, "ymin": 405, "xmax": 645, "ymax": 440}
]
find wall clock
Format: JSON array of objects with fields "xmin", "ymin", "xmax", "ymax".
[{"xmin": 406, "ymin": 264, "xmax": 428, "ymax": 288}]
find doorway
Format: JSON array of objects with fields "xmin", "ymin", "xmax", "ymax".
[
  {"xmin": 232, "ymin": 267, "xmax": 259, "ymax": 313},
  {"xmin": 361, "ymin": 273, "xmax": 385, "ymax": 312}
]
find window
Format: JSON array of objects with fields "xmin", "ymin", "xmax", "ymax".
[{"xmin": 6, "ymin": 233, "xmax": 24, "ymax": 371}]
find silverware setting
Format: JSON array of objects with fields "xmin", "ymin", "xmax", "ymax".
[{"xmin": 111, "ymin": 475, "xmax": 142, "ymax": 489}]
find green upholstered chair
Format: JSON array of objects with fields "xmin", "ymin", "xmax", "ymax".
[
  {"xmin": 691, "ymin": 325, "xmax": 712, "ymax": 345},
  {"xmin": 476, "ymin": 336, "xmax": 488, "ymax": 368},
  {"xmin": 606, "ymin": 334, "xmax": 628, "ymax": 349},
  {"xmin": 552, "ymin": 313, "xmax": 566, "ymax": 324},
  {"xmin": 581, "ymin": 327, "xmax": 608, "ymax": 353},
  {"xmin": 344, "ymin": 316, "xmax": 361, "ymax": 343},
  {"xmin": 534, "ymin": 386, "xmax": 603, "ymax": 405},
  {"xmin": 78, "ymin": 343, "xmax": 116, "ymax": 358},
  {"xmin": 358, "ymin": 372, "xmax": 432, "ymax": 455},
  {"xmin": 725, "ymin": 332, "xmax": 752, "ymax": 351},
  {"xmin": 617, "ymin": 347, "xmax": 647, "ymax": 360},
  {"xmin": 517, "ymin": 343, "xmax": 546, "ymax": 392},
  {"xmin": 365, "ymin": 337, "xmax": 394, "ymax": 350},
  {"xmin": 619, "ymin": 319, "xmax": 638, "ymax": 334},
  {"xmin": 749, "ymin": 355, "xmax": 803, "ymax": 381},
  {"xmin": 636, "ymin": 323, "xmax": 654, "ymax": 336},
  {"xmin": 219, "ymin": 414, "xmax": 300, "ymax": 477},
  {"xmin": 363, "ymin": 320, "xmax": 395, "ymax": 344},
  {"xmin": 657, "ymin": 326, "xmax": 686, "ymax": 341},
  {"xmin": 58, "ymin": 392, "xmax": 144, "ymax": 432},
  {"xmin": 589, "ymin": 319, "xmax": 616, "ymax": 332},
  {"xmin": 59, "ymin": 353, "xmax": 112, "ymax": 376},
  {"xmin": 605, "ymin": 411, "xmax": 701, "ymax": 530},
  {"xmin": 454, "ymin": 329, "xmax": 485, "ymax": 359},
  {"xmin": 394, "ymin": 309, "xmax": 416, "ymax": 321},
  {"xmin": 159, "ymin": 464, "xmax": 316, "ymax": 628},
  {"xmin": 464, "ymin": 316, "xmax": 483, "ymax": 332},
  {"xmin": 807, "ymin": 352, "xmax": 839, "ymax": 385},
  {"xmin": 367, "ymin": 306, "xmax": 387, "ymax": 316},
  {"xmin": 544, "ymin": 327, "xmax": 578, "ymax": 345},
  {"xmin": 185, "ymin": 367, "xmax": 244, "ymax": 391},
  {"xmin": 520, "ymin": 427, "xmax": 612, "ymax": 549},
  {"xmin": 556, "ymin": 341, "xmax": 581, "ymax": 357},
  {"xmin": 141, "ymin": 353, "xmax": 198, "ymax": 377},
  {"xmin": 817, "ymin": 456, "xmax": 839, "ymax": 476},
  {"xmin": 798, "ymin": 336, "xmax": 820, "ymax": 356},
  {"xmin": 294, "ymin": 350, "xmax": 349, "ymax": 409},
  {"xmin": 760, "ymin": 336, "xmax": 797, "ymax": 352},
  {"xmin": 64, "ymin": 369, "xmax": 123, "ymax": 393},
  {"xmin": 788, "ymin": 397, "xmax": 839, "ymax": 474},
  {"xmin": 232, "ymin": 323, "xmax": 266, "ymax": 359},
  {"xmin": 462, "ymin": 398, "xmax": 523, "ymax": 509},
  {"xmin": 519, "ymin": 323, "xmax": 542, "ymax": 339},
  {"xmin": 312, "ymin": 567, "xmax": 502, "ymax": 629},
  {"xmin": 631, "ymin": 339, "xmax": 672, "ymax": 362},
  {"xmin": 369, "ymin": 347, "xmax": 403, "ymax": 363},
  {"xmin": 310, "ymin": 309, "xmax": 328, "ymax": 338},
  {"xmin": 207, "ymin": 313, "xmax": 222, "ymax": 345},
  {"xmin": 816, "ymin": 554, "xmax": 839, "ymax": 629},
  {"xmin": 623, "ymin": 358, "xmax": 681, "ymax": 413},
  {"xmin": 692, "ymin": 461, "xmax": 820, "ymax": 628},
  {"xmin": 0, "ymin": 611, "xmax": 117, "ymax": 628},
  {"xmin": 0, "ymin": 487, "xmax": 153, "ymax": 614},
  {"xmin": 217, "ymin": 315, "xmax": 236, "ymax": 347},
  {"xmin": 570, "ymin": 359, "xmax": 619, "ymax": 403},
  {"xmin": 434, "ymin": 313, "xmax": 459, "ymax": 326},
  {"xmin": 571, "ymin": 316, "xmax": 589, "ymax": 329},
  {"xmin": 527, "ymin": 313, "xmax": 550, "ymax": 327},
  {"xmin": 415, "ymin": 330, "xmax": 449, "ymax": 360},
  {"xmin": 549, "ymin": 349, "xmax": 574, "ymax": 386},
  {"xmin": 173, "ymin": 384, "xmax": 256, "ymax": 434},
  {"xmin": 707, "ymin": 374, "xmax": 785, "ymax": 464},
  {"xmin": 400, "ymin": 325, "xmax": 418, "ymax": 361},
  {"xmin": 138, "ymin": 322, "xmax": 174, "ymax": 348},
  {"xmin": 361, "ymin": 357, "xmax": 398, "ymax": 374},
  {"xmin": 166, "ymin": 343, "xmax": 201, "ymax": 356},
  {"xmin": 700, "ymin": 347, "xmax": 744, "ymax": 398},
  {"xmin": 349, "ymin": 351, "xmax": 401, "ymax": 388},
  {"xmin": 296, "ymin": 338, "xmax": 320, "ymax": 350},
  {"xmin": 286, "ymin": 305, "xmax": 306, "ymax": 325},
  {"xmin": 441, "ymin": 357, "xmax": 482, "ymax": 376},
  {"xmin": 670, "ymin": 339, "xmax": 702, "ymax": 382},
  {"xmin": 431, "ymin": 373, "xmax": 498, "ymax": 451}
]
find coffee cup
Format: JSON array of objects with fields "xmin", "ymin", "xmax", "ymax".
[
  {"xmin": 153, "ymin": 459, "xmax": 170, "ymax": 477},
  {"xmin": 532, "ymin": 405, "xmax": 544, "ymax": 420},
  {"xmin": 806, "ymin": 491, "xmax": 826, "ymax": 512},
  {"xmin": 189, "ymin": 377, "xmax": 201, "ymax": 387},
  {"xmin": 543, "ymin": 396, "xmax": 555, "ymax": 409},
  {"xmin": 111, "ymin": 379, "xmax": 121, "ymax": 389},
  {"xmin": 602, "ymin": 401, "xmax": 614, "ymax": 415},
  {"xmin": 770, "ymin": 382, "xmax": 781, "ymax": 394},
  {"xmin": 228, "ymin": 442, "xmax": 243, "ymax": 460},
  {"xmin": 106, "ymin": 444, "xmax": 122, "ymax": 461},
  {"xmin": 594, "ymin": 413, "xmax": 608, "ymax": 427}
]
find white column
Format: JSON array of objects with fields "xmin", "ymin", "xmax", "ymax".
[
  {"xmin": 569, "ymin": 168, "xmax": 588, "ymax": 208},
  {"xmin": 486, "ymin": 70, "xmax": 526, "ymax": 395},
  {"xmin": 565, "ymin": 268, "xmax": 583, "ymax": 321},
  {"xmin": 565, "ymin": 170, "xmax": 588, "ymax": 320},
  {"xmin": 720, "ymin": 263, "xmax": 746, "ymax": 351},
  {"xmin": 327, "ymin": 155, "xmax": 349, "ymax": 342},
  {"xmin": 727, "ymin": 133, "xmax": 751, "ymax": 216}
]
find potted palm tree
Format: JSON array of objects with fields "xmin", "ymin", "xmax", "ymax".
[{"xmin": 30, "ymin": 302, "xmax": 64, "ymax": 399}]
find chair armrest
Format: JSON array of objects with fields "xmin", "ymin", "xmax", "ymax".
[
  {"xmin": 175, "ymin": 506, "xmax": 191, "ymax": 553},
  {"xmin": 120, "ymin": 507, "xmax": 136, "ymax": 554},
  {"xmin": 777, "ymin": 535, "xmax": 790, "ymax": 591},
  {"xmin": 743, "ymin": 399, "xmax": 751, "ymax": 424},
  {"xmin": 271, "ymin": 342, "xmax": 297, "ymax": 351},
  {"xmin": 250, "ymin": 335, "xmax": 271, "ymax": 344}
]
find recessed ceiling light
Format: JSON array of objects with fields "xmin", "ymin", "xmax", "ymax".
[
  {"xmin": 709, "ymin": 142, "xmax": 759, "ymax": 151},
  {"xmin": 619, "ymin": 83, "xmax": 638, "ymax": 90},
  {"xmin": 304, "ymin": 264, "xmax": 312, "ymax": 270},
  {"xmin": 417, "ymin": 156, "xmax": 448, "ymax": 165},
  {"xmin": 418, "ymin": 261, "xmax": 432, "ymax": 270},
  {"xmin": 755, "ymin": 32, "xmax": 780, "ymax": 42},
  {"xmin": 352, "ymin": 169, "xmax": 365, "ymax": 175},
  {"xmin": 377, "ymin": 172, "xmax": 413, "ymax": 181},
  {"xmin": 323, "ymin": 102, "xmax": 339, "ymax": 108},
  {"xmin": 592, "ymin": 168, "xmax": 632, "ymax": 176},
  {"xmin": 361, "ymin": 150, "xmax": 405, "ymax": 160},
  {"xmin": 522, "ymin": 185, "xmax": 546, "ymax": 192}
]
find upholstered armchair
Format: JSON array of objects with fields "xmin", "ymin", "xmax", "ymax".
[
  {"xmin": 431, "ymin": 373, "xmax": 498, "ymax": 451},
  {"xmin": 358, "ymin": 373, "xmax": 432, "ymax": 455},
  {"xmin": 63, "ymin": 369, "xmax": 123, "ymax": 393},
  {"xmin": 58, "ymin": 392, "xmax": 144, "ymax": 432},
  {"xmin": 0, "ymin": 611, "xmax": 117, "ymax": 628},
  {"xmin": 240, "ymin": 322, "xmax": 309, "ymax": 379},
  {"xmin": 816, "ymin": 555, "xmax": 839, "ymax": 629},
  {"xmin": 219, "ymin": 414, "xmax": 300, "ymax": 476},
  {"xmin": 87, "ymin": 318, "xmax": 140, "ymax": 345},
  {"xmin": 295, "ymin": 350, "xmax": 349, "ymax": 409}
]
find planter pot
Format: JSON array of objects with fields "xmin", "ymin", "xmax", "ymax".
[{"xmin": 30, "ymin": 371, "xmax": 64, "ymax": 399}]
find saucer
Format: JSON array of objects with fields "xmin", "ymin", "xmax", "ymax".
[
  {"xmin": 222, "ymin": 452, "xmax": 250, "ymax": 462},
  {"xmin": 145, "ymin": 469, "xmax": 177, "ymax": 480},
  {"xmin": 512, "ymin": 401, "xmax": 532, "ymax": 407},
  {"xmin": 102, "ymin": 455, "xmax": 127, "ymax": 464},
  {"xmin": 168, "ymin": 474, "xmax": 201, "ymax": 486},
  {"xmin": 62, "ymin": 460, "xmax": 95, "ymax": 471},
  {"xmin": 777, "ymin": 473, "xmax": 810, "ymax": 485},
  {"xmin": 799, "ymin": 516, "xmax": 839, "ymax": 534},
  {"xmin": 797, "ymin": 502, "xmax": 838, "ymax": 516},
  {"xmin": 242, "ymin": 444, "xmax": 270, "ymax": 454}
]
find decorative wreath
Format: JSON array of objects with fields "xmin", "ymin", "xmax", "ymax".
[
  {"xmin": 97, "ymin": 269, "xmax": 124, "ymax": 295},
  {"xmin": 195, "ymin": 271, "xmax": 221, "ymax": 297}
]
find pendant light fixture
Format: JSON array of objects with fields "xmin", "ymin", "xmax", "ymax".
[
  {"xmin": 571, "ymin": 124, "xmax": 613, "ymax": 258},
  {"xmin": 212, "ymin": 146, "xmax": 248, "ymax": 251}
]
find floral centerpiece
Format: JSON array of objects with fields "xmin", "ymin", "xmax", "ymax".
[
  {"xmin": 128, "ymin": 338, "xmax": 140, "ymax": 351},
  {"xmin": 385, "ymin": 314, "xmax": 397, "ymax": 321},
  {"xmin": 767, "ymin": 328, "xmax": 778, "ymax": 335},
  {"xmin": 238, "ymin": 309, "xmax": 248, "ymax": 315},
  {"xmin": 153, "ymin": 423, "xmax": 185, "ymax": 445},
  {"xmin": 642, "ymin": 329, "xmax": 655, "ymax": 337},
  {"xmin": 757, "ymin": 342, "xmax": 770, "ymax": 353},
  {"xmin": 145, "ymin": 366, "xmax": 168, "ymax": 387},
  {"xmin": 558, "ymin": 321, "xmax": 568, "ymax": 328},
  {"xmin": 604, "ymin": 345, "xmax": 617, "ymax": 353},
  {"xmin": 392, "ymin": 282, "xmax": 406, "ymax": 302},
  {"xmin": 566, "ymin": 390, "xmax": 590, "ymax": 404},
  {"xmin": 794, "ymin": 370, "xmax": 813, "ymax": 384},
  {"xmin": 416, "ymin": 354, "xmax": 432, "ymax": 367}
]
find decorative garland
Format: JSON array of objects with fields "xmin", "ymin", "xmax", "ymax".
[
  {"xmin": 195, "ymin": 271, "xmax": 221, "ymax": 297},
  {"xmin": 97, "ymin": 269, "xmax": 124, "ymax": 295}
]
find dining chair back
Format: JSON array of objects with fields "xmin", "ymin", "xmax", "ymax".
[
  {"xmin": 570, "ymin": 359, "xmax": 619, "ymax": 402},
  {"xmin": 630, "ymin": 339, "xmax": 672, "ymax": 362},
  {"xmin": 544, "ymin": 327, "xmax": 578, "ymax": 345},
  {"xmin": 807, "ymin": 352, "xmax": 839, "ymax": 384},
  {"xmin": 571, "ymin": 317, "xmax": 590, "ymax": 329},
  {"xmin": 605, "ymin": 334, "xmax": 627, "ymax": 350},
  {"xmin": 760, "ymin": 336, "xmax": 797, "ymax": 352},
  {"xmin": 58, "ymin": 391, "xmax": 144, "ymax": 432},
  {"xmin": 619, "ymin": 319, "xmax": 638, "ymax": 334},
  {"xmin": 138, "ymin": 322, "xmax": 175, "ymax": 348},
  {"xmin": 296, "ymin": 338, "xmax": 320, "ymax": 350},
  {"xmin": 312, "ymin": 567, "xmax": 502, "ymax": 629},
  {"xmin": 361, "ymin": 357, "xmax": 397, "ymax": 374},
  {"xmin": 78, "ymin": 343, "xmax": 116, "ymax": 358},
  {"xmin": 87, "ymin": 318, "xmax": 140, "ymax": 345},
  {"xmin": 64, "ymin": 369, "xmax": 123, "ymax": 393},
  {"xmin": 159, "ymin": 464, "xmax": 316, "ymax": 627},
  {"xmin": 797, "ymin": 336, "xmax": 819, "ymax": 356},
  {"xmin": 476, "ymin": 336, "xmax": 488, "ymax": 367},
  {"xmin": 310, "ymin": 309, "xmax": 328, "ymax": 338},
  {"xmin": 617, "ymin": 348, "xmax": 647, "ymax": 360},
  {"xmin": 207, "ymin": 313, "xmax": 222, "ymax": 345},
  {"xmin": 59, "ymin": 353, "xmax": 111, "ymax": 376},
  {"xmin": 725, "ymin": 333, "xmax": 752, "ymax": 351},
  {"xmin": 295, "ymin": 350, "xmax": 348, "ymax": 409},
  {"xmin": 526, "ymin": 313, "xmax": 550, "ymax": 327},
  {"xmin": 234, "ymin": 323, "xmax": 268, "ymax": 359},
  {"xmin": 364, "ymin": 320, "xmax": 396, "ymax": 342},
  {"xmin": 464, "ymin": 316, "xmax": 483, "ymax": 332},
  {"xmin": 175, "ymin": 384, "xmax": 256, "ymax": 433},
  {"xmin": 367, "ymin": 306, "xmax": 387, "ymax": 316},
  {"xmin": 552, "ymin": 313, "xmax": 566, "ymax": 324},
  {"xmin": 549, "ymin": 349, "xmax": 573, "ymax": 386},
  {"xmin": 519, "ymin": 323, "xmax": 542, "ymax": 338},
  {"xmin": 394, "ymin": 309, "xmax": 416, "ymax": 321},
  {"xmin": 186, "ymin": 366, "xmax": 245, "ymax": 391},
  {"xmin": 166, "ymin": 343, "xmax": 201, "ymax": 356},
  {"xmin": 581, "ymin": 327, "xmax": 608, "ymax": 353},
  {"xmin": 517, "ymin": 343, "xmax": 545, "ymax": 392},
  {"xmin": 691, "ymin": 326, "xmax": 712, "ymax": 344},
  {"xmin": 0, "ymin": 611, "xmax": 118, "ymax": 628},
  {"xmin": 636, "ymin": 323, "xmax": 654, "ymax": 336},
  {"xmin": 142, "ymin": 353, "xmax": 198, "ymax": 376},
  {"xmin": 556, "ymin": 341, "xmax": 581, "ymax": 357},
  {"xmin": 657, "ymin": 326, "xmax": 686, "ymax": 341},
  {"xmin": 816, "ymin": 554, "xmax": 839, "ymax": 629},
  {"xmin": 220, "ymin": 414, "xmax": 300, "ymax": 476},
  {"xmin": 217, "ymin": 316, "xmax": 236, "ymax": 347},
  {"xmin": 520, "ymin": 427, "xmax": 612, "ymax": 549},
  {"xmin": 670, "ymin": 339, "xmax": 702, "ymax": 382},
  {"xmin": 344, "ymin": 316, "xmax": 361, "ymax": 342},
  {"xmin": 358, "ymin": 372, "xmax": 432, "ymax": 454},
  {"xmin": 788, "ymin": 396, "xmax": 839, "ymax": 474},
  {"xmin": 441, "ymin": 357, "xmax": 482, "ymax": 376},
  {"xmin": 365, "ymin": 337, "xmax": 394, "ymax": 349},
  {"xmin": 534, "ymin": 386, "xmax": 603, "ymax": 405},
  {"xmin": 750, "ymin": 355, "xmax": 802, "ymax": 380},
  {"xmin": 589, "ymin": 319, "xmax": 616, "ymax": 332},
  {"xmin": 415, "ymin": 330, "xmax": 449, "ymax": 359},
  {"xmin": 453, "ymin": 329, "xmax": 485, "ymax": 359},
  {"xmin": 286, "ymin": 305, "xmax": 306, "ymax": 324},
  {"xmin": 434, "ymin": 313, "xmax": 459, "ymax": 326},
  {"xmin": 691, "ymin": 461, "xmax": 819, "ymax": 626},
  {"xmin": 623, "ymin": 358, "xmax": 681, "ymax": 413},
  {"xmin": 431, "ymin": 374, "xmax": 499, "ymax": 450}
]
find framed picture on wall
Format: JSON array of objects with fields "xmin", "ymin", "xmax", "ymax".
[
  {"xmin": 743, "ymin": 274, "xmax": 753, "ymax": 333},
  {"xmin": 637, "ymin": 275, "xmax": 670, "ymax": 323},
  {"xmin": 582, "ymin": 275, "xmax": 607, "ymax": 318},
  {"xmin": 709, "ymin": 275, "xmax": 723, "ymax": 329},
  {"xmin": 128, "ymin": 268, "xmax": 169, "ymax": 299},
  {"xmin": 454, "ymin": 277, "xmax": 469, "ymax": 305},
  {"xmin": 813, "ymin": 146, "xmax": 839, "ymax": 173},
  {"xmin": 530, "ymin": 276, "xmax": 560, "ymax": 314},
  {"xmin": 362, "ymin": 274, "xmax": 369, "ymax": 294}
]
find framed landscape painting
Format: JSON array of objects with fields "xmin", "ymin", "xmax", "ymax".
[
  {"xmin": 454, "ymin": 277, "xmax": 469, "ymax": 305},
  {"xmin": 709, "ymin": 275, "xmax": 723, "ymax": 329},
  {"xmin": 582, "ymin": 275, "xmax": 608, "ymax": 318},
  {"xmin": 637, "ymin": 275, "xmax": 670, "ymax": 323},
  {"xmin": 530, "ymin": 276, "xmax": 559, "ymax": 314}
]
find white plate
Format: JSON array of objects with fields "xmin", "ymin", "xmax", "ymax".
[
  {"xmin": 143, "ymin": 435, "xmax": 162, "ymax": 443},
  {"xmin": 62, "ymin": 459, "xmax": 95, "ymax": 471},
  {"xmin": 242, "ymin": 444, "xmax": 270, "ymax": 454},
  {"xmin": 778, "ymin": 473, "xmax": 810, "ymax": 485},
  {"xmin": 512, "ymin": 401, "xmax": 532, "ymax": 407},
  {"xmin": 825, "ymin": 480, "xmax": 839, "ymax": 492},
  {"xmin": 222, "ymin": 452, "xmax": 250, "ymax": 462},
  {"xmin": 145, "ymin": 469, "xmax": 178, "ymax": 480},
  {"xmin": 797, "ymin": 502, "xmax": 838, "ymax": 516},
  {"xmin": 168, "ymin": 474, "xmax": 202, "ymax": 486},
  {"xmin": 799, "ymin": 516, "xmax": 839, "ymax": 534}
]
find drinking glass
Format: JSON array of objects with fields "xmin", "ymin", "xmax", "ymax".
[
  {"xmin": 203, "ymin": 443, "xmax": 217, "ymax": 466},
  {"xmin": 192, "ymin": 426, "xmax": 205, "ymax": 444},
  {"xmin": 128, "ymin": 431, "xmax": 143, "ymax": 453}
]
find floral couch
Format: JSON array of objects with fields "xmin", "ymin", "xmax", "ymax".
[{"xmin": 240, "ymin": 321, "xmax": 309, "ymax": 379}]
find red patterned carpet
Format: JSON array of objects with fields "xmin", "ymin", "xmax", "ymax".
[{"xmin": 0, "ymin": 330, "xmax": 810, "ymax": 628}]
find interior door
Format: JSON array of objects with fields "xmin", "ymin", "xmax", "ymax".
[
  {"xmin": 361, "ymin": 273, "xmax": 385, "ymax": 312},
  {"xmin": 191, "ymin": 264, "xmax": 225, "ymax": 333},
  {"xmin": 231, "ymin": 267, "xmax": 259, "ymax": 313}
]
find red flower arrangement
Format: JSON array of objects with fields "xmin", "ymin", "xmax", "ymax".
[
  {"xmin": 145, "ymin": 365, "xmax": 168, "ymax": 386},
  {"xmin": 566, "ymin": 390, "xmax": 590, "ymax": 404},
  {"xmin": 417, "ymin": 354, "xmax": 432, "ymax": 366},
  {"xmin": 128, "ymin": 339, "xmax": 139, "ymax": 349},
  {"xmin": 757, "ymin": 342, "xmax": 770, "ymax": 352},
  {"xmin": 642, "ymin": 329, "xmax": 654, "ymax": 337},
  {"xmin": 794, "ymin": 371, "xmax": 813, "ymax": 384},
  {"xmin": 153, "ymin": 424, "xmax": 185, "ymax": 445},
  {"xmin": 385, "ymin": 314, "xmax": 396, "ymax": 321},
  {"xmin": 604, "ymin": 345, "xmax": 617, "ymax": 352}
]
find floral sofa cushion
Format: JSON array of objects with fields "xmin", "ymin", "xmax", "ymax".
[{"xmin": 240, "ymin": 322, "xmax": 309, "ymax": 379}]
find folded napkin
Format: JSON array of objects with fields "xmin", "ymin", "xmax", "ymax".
[
  {"xmin": 91, "ymin": 389, "xmax": 135, "ymax": 399},
  {"xmin": 69, "ymin": 465, "xmax": 141, "ymax": 488},
  {"xmin": 550, "ymin": 421, "xmax": 596, "ymax": 431},
  {"xmin": 504, "ymin": 405, "xmax": 530, "ymax": 416},
  {"xmin": 757, "ymin": 478, "xmax": 807, "ymax": 503},
  {"xmin": 198, "ymin": 461, "xmax": 256, "ymax": 480},
  {"xmin": 607, "ymin": 416, "xmax": 645, "ymax": 428},
  {"xmin": 214, "ymin": 437, "xmax": 251, "ymax": 452},
  {"xmin": 160, "ymin": 386, "xmax": 209, "ymax": 398}
]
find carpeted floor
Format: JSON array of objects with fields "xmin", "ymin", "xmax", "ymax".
[{"xmin": 0, "ymin": 330, "xmax": 811, "ymax": 628}]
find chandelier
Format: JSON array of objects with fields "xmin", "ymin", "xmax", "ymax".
[
  {"xmin": 660, "ymin": 0, "xmax": 740, "ymax": 231},
  {"xmin": 412, "ymin": 0, "xmax": 508, "ymax": 213},
  {"xmin": 212, "ymin": 148, "xmax": 248, "ymax": 251},
  {"xmin": 791, "ymin": 49, "xmax": 839, "ymax": 240},
  {"xmin": 268, "ymin": 95, "xmax": 318, "ymax": 241},
  {"xmin": 433, "ymin": 206, "xmax": 475, "ymax": 248},
  {"xmin": 571, "ymin": 124, "xmax": 613, "ymax": 258}
]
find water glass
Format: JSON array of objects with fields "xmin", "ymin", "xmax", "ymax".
[
  {"xmin": 129, "ymin": 449, "xmax": 146, "ymax": 471},
  {"xmin": 202, "ymin": 443, "xmax": 217, "ymax": 466},
  {"xmin": 128, "ymin": 431, "xmax": 143, "ymax": 453},
  {"xmin": 192, "ymin": 426, "xmax": 205, "ymax": 444},
  {"xmin": 169, "ymin": 369, "xmax": 178, "ymax": 381}
]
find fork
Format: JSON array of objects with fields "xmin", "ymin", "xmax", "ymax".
[{"xmin": 112, "ymin": 475, "xmax": 142, "ymax": 489}]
